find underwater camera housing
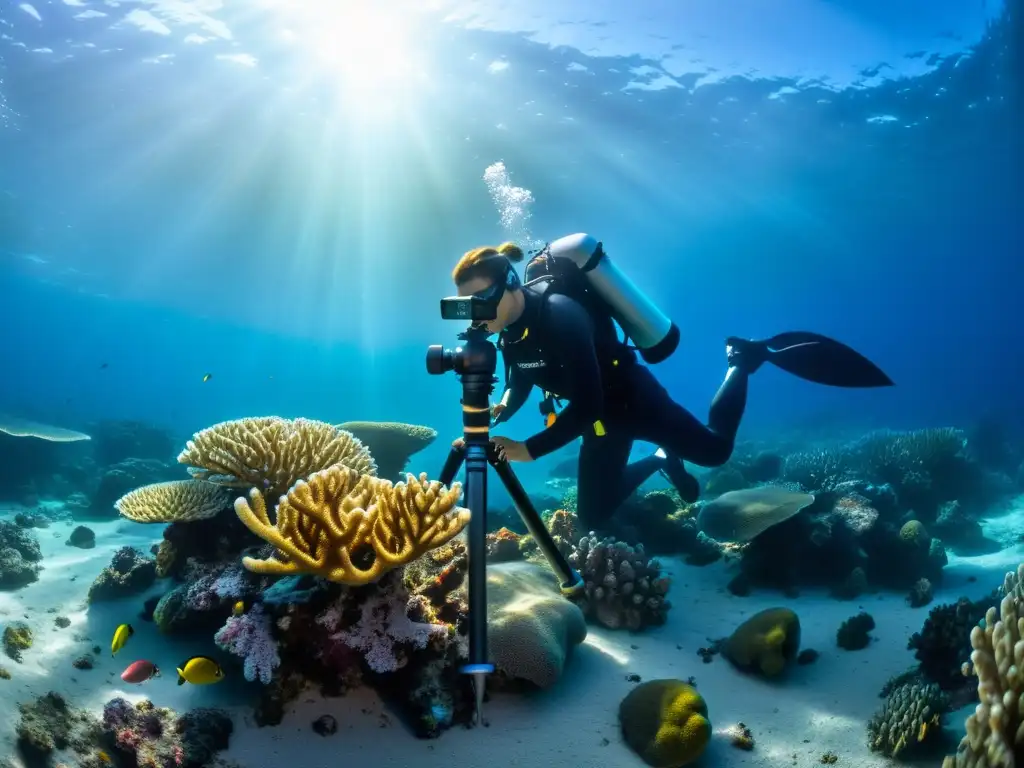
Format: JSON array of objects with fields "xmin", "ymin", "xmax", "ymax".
[
  {"xmin": 424, "ymin": 314, "xmax": 584, "ymax": 727},
  {"xmin": 438, "ymin": 294, "xmax": 499, "ymax": 323}
]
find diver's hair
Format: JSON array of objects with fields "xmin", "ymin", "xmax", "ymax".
[{"xmin": 452, "ymin": 241, "xmax": 525, "ymax": 286}]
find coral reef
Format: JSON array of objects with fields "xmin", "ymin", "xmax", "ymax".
[
  {"xmin": 102, "ymin": 697, "xmax": 233, "ymax": 768},
  {"xmin": 908, "ymin": 593, "xmax": 997, "ymax": 691},
  {"xmin": 236, "ymin": 465, "xmax": 468, "ymax": 585},
  {"xmin": 619, "ymin": 679, "xmax": 712, "ymax": 767},
  {"xmin": 485, "ymin": 561, "xmax": 587, "ymax": 688},
  {"xmin": 867, "ymin": 681, "xmax": 949, "ymax": 759},
  {"xmin": 943, "ymin": 564, "xmax": 1024, "ymax": 767},
  {"xmin": 718, "ymin": 607, "xmax": 801, "ymax": 678},
  {"xmin": 4, "ymin": 621, "xmax": 33, "ymax": 661},
  {"xmin": 88, "ymin": 546, "xmax": 157, "ymax": 602},
  {"xmin": 178, "ymin": 416, "xmax": 377, "ymax": 498},
  {"xmin": 15, "ymin": 691, "xmax": 100, "ymax": 763},
  {"xmin": 214, "ymin": 603, "xmax": 281, "ymax": 683}
]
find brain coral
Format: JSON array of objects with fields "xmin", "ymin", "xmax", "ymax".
[
  {"xmin": 619, "ymin": 679, "xmax": 711, "ymax": 767},
  {"xmin": 722, "ymin": 606, "xmax": 801, "ymax": 678},
  {"xmin": 485, "ymin": 561, "xmax": 587, "ymax": 688}
]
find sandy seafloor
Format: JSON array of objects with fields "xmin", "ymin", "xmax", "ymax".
[{"xmin": 2, "ymin": 499, "xmax": 1022, "ymax": 768}]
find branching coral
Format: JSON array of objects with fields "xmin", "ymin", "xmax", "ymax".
[
  {"xmin": 316, "ymin": 571, "xmax": 447, "ymax": 674},
  {"xmin": 178, "ymin": 416, "xmax": 377, "ymax": 499},
  {"xmin": 566, "ymin": 532, "xmax": 671, "ymax": 631},
  {"xmin": 114, "ymin": 479, "xmax": 230, "ymax": 523},
  {"xmin": 943, "ymin": 564, "xmax": 1024, "ymax": 767},
  {"xmin": 214, "ymin": 603, "xmax": 281, "ymax": 684},
  {"xmin": 909, "ymin": 595, "xmax": 996, "ymax": 690},
  {"xmin": 235, "ymin": 464, "xmax": 468, "ymax": 586}
]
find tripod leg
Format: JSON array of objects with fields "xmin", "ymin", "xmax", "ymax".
[
  {"xmin": 488, "ymin": 447, "xmax": 584, "ymax": 598},
  {"xmin": 438, "ymin": 444, "xmax": 467, "ymax": 487}
]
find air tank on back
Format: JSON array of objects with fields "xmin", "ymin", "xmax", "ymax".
[{"xmin": 548, "ymin": 233, "xmax": 680, "ymax": 364}]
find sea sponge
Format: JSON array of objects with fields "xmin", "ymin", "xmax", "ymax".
[
  {"xmin": 336, "ymin": 421, "xmax": 437, "ymax": 480},
  {"xmin": 696, "ymin": 486, "xmax": 814, "ymax": 542},
  {"xmin": 486, "ymin": 561, "xmax": 587, "ymax": 688},
  {"xmin": 178, "ymin": 416, "xmax": 377, "ymax": 500},
  {"xmin": 619, "ymin": 679, "xmax": 712, "ymax": 767},
  {"xmin": 114, "ymin": 479, "xmax": 230, "ymax": 523},
  {"xmin": 943, "ymin": 563, "xmax": 1024, "ymax": 767},
  {"xmin": 721, "ymin": 607, "xmax": 801, "ymax": 677},
  {"xmin": 868, "ymin": 681, "xmax": 949, "ymax": 758},
  {"xmin": 236, "ymin": 465, "xmax": 468, "ymax": 586}
]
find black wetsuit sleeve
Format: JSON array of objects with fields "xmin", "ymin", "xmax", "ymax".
[
  {"xmin": 523, "ymin": 298, "xmax": 604, "ymax": 459},
  {"xmin": 494, "ymin": 364, "xmax": 532, "ymax": 425}
]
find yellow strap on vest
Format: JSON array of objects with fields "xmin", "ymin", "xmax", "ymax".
[{"xmin": 593, "ymin": 420, "xmax": 606, "ymax": 436}]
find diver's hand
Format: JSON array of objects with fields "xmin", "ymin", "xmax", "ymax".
[
  {"xmin": 490, "ymin": 402, "xmax": 507, "ymax": 420},
  {"xmin": 491, "ymin": 436, "xmax": 533, "ymax": 463},
  {"xmin": 451, "ymin": 437, "xmax": 465, "ymax": 450}
]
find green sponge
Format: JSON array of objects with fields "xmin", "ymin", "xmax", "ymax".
[
  {"xmin": 619, "ymin": 679, "xmax": 711, "ymax": 767},
  {"xmin": 722, "ymin": 606, "xmax": 801, "ymax": 678}
]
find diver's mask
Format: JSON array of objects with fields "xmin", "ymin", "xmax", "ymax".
[{"xmin": 468, "ymin": 263, "xmax": 521, "ymax": 330}]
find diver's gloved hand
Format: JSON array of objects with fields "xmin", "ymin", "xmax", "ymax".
[
  {"xmin": 725, "ymin": 336, "xmax": 769, "ymax": 374},
  {"xmin": 489, "ymin": 402, "xmax": 507, "ymax": 425}
]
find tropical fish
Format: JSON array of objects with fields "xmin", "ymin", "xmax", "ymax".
[
  {"xmin": 232, "ymin": 600, "xmax": 245, "ymax": 616},
  {"xmin": 111, "ymin": 623, "xmax": 133, "ymax": 657},
  {"xmin": 176, "ymin": 655, "xmax": 225, "ymax": 686},
  {"xmin": 120, "ymin": 660, "xmax": 160, "ymax": 684},
  {"xmin": 96, "ymin": 750, "xmax": 111, "ymax": 764},
  {"xmin": 202, "ymin": 372, "xmax": 213, "ymax": 382}
]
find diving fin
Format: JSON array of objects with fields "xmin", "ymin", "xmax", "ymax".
[{"xmin": 759, "ymin": 331, "xmax": 894, "ymax": 388}]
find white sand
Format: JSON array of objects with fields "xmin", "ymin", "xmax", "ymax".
[{"xmin": 1, "ymin": 505, "xmax": 1020, "ymax": 768}]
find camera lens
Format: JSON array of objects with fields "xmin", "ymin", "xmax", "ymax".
[{"xmin": 425, "ymin": 345, "xmax": 452, "ymax": 375}]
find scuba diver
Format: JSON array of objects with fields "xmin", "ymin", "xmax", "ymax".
[{"xmin": 450, "ymin": 233, "xmax": 893, "ymax": 530}]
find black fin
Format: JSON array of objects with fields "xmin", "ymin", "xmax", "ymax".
[
  {"xmin": 177, "ymin": 671, "xmax": 186, "ymax": 686},
  {"xmin": 757, "ymin": 332, "xmax": 893, "ymax": 388}
]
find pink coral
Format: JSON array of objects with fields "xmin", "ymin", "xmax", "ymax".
[
  {"xmin": 317, "ymin": 578, "xmax": 446, "ymax": 674},
  {"xmin": 214, "ymin": 603, "xmax": 280, "ymax": 684}
]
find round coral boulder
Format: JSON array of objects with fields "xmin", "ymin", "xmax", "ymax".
[{"xmin": 619, "ymin": 679, "xmax": 711, "ymax": 767}]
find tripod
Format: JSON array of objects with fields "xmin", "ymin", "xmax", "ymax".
[{"xmin": 427, "ymin": 324, "xmax": 584, "ymax": 726}]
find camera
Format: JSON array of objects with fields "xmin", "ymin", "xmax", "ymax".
[{"xmin": 438, "ymin": 295, "xmax": 498, "ymax": 323}]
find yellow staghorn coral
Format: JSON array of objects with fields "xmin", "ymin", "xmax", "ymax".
[
  {"xmin": 235, "ymin": 464, "xmax": 468, "ymax": 586},
  {"xmin": 115, "ymin": 479, "xmax": 231, "ymax": 523},
  {"xmin": 943, "ymin": 563, "xmax": 1024, "ymax": 768},
  {"xmin": 177, "ymin": 416, "xmax": 377, "ymax": 500}
]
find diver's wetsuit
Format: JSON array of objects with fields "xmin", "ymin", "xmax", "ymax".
[{"xmin": 498, "ymin": 285, "xmax": 751, "ymax": 529}]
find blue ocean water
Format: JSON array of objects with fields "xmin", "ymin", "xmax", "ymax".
[{"xmin": 1, "ymin": 0, "xmax": 1019, "ymax": 476}]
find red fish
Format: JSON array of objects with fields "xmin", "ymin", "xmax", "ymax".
[{"xmin": 120, "ymin": 660, "xmax": 160, "ymax": 684}]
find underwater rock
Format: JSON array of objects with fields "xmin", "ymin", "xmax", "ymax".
[
  {"xmin": 88, "ymin": 457, "xmax": 180, "ymax": 518},
  {"xmin": 72, "ymin": 655, "xmax": 94, "ymax": 670},
  {"xmin": 91, "ymin": 419, "xmax": 176, "ymax": 466},
  {"xmin": 0, "ymin": 546, "xmax": 41, "ymax": 589},
  {"xmin": 312, "ymin": 714, "xmax": 338, "ymax": 737},
  {"xmin": 4, "ymin": 621, "xmax": 34, "ymax": 662},
  {"xmin": 837, "ymin": 612, "xmax": 876, "ymax": 650},
  {"xmin": 88, "ymin": 546, "xmax": 156, "ymax": 602},
  {"xmin": 16, "ymin": 691, "xmax": 99, "ymax": 762},
  {"xmin": 14, "ymin": 511, "xmax": 48, "ymax": 529},
  {"xmin": 907, "ymin": 578, "xmax": 934, "ymax": 608},
  {"xmin": 66, "ymin": 524, "xmax": 95, "ymax": 549},
  {"xmin": 0, "ymin": 520, "xmax": 43, "ymax": 562},
  {"xmin": 485, "ymin": 561, "xmax": 587, "ymax": 688},
  {"xmin": 486, "ymin": 527, "xmax": 524, "ymax": 562}
]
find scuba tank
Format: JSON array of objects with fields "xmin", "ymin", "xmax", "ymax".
[{"xmin": 523, "ymin": 233, "xmax": 680, "ymax": 364}]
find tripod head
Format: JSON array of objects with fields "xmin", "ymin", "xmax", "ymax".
[{"xmin": 425, "ymin": 324, "xmax": 498, "ymax": 381}]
